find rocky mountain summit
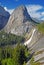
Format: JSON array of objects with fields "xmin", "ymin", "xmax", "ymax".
[
  {"xmin": 0, "ymin": 6, "xmax": 10, "ymax": 29},
  {"xmin": 4, "ymin": 5, "xmax": 37, "ymax": 36},
  {"xmin": 0, "ymin": 5, "xmax": 44, "ymax": 65}
]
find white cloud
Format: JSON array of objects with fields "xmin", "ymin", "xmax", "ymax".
[
  {"xmin": 4, "ymin": 7, "xmax": 7, "ymax": 11},
  {"xmin": 7, "ymin": 9, "xmax": 14, "ymax": 14},
  {"xmin": 26, "ymin": 5, "xmax": 42, "ymax": 12},
  {"xmin": 41, "ymin": 12, "xmax": 44, "ymax": 16},
  {"xmin": 4, "ymin": 7, "xmax": 14, "ymax": 14},
  {"xmin": 26, "ymin": 5, "xmax": 44, "ymax": 20},
  {"xmin": 41, "ymin": 17, "xmax": 44, "ymax": 20}
]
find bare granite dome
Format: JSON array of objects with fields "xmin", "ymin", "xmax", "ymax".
[{"xmin": 4, "ymin": 5, "xmax": 36, "ymax": 36}]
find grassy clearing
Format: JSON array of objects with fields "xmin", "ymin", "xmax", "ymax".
[{"xmin": 37, "ymin": 23, "xmax": 44, "ymax": 34}]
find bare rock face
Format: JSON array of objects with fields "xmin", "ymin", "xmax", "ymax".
[
  {"xmin": 0, "ymin": 6, "xmax": 10, "ymax": 29},
  {"xmin": 4, "ymin": 5, "xmax": 36, "ymax": 36}
]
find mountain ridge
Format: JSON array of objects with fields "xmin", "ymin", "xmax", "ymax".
[
  {"xmin": 0, "ymin": 6, "xmax": 10, "ymax": 30},
  {"xmin": 4, "ymin": 5, "xmax": 37, "ymax": 36}
]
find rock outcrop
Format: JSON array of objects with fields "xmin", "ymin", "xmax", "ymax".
[{"xmin": 4, "ymin": 5, "xmax": 37, "ymax": 36}]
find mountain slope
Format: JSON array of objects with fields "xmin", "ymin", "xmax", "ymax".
[
  {"xmin": 0, "ymin": 6, "xmax": 10, "ymax": 29},
  {"xmin": 4, "ymin": 5, "xmax": 37, "ymax": 36}
]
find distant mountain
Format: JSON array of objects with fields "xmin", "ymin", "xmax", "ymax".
[
  {"xmin": 4, "ymin": 5, "xmax": 37, "ymax": 36},
  {"xmin": 0, "ymin": 6, "xmax": 10, "ymax": 29}
]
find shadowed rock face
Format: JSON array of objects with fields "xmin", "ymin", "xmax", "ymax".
[
  {"xmin": 4, "ymin": 5, "xmax": 36, "ymax": 36},
  {"xmin": 0, "ymin": 6, "xmax": 10, "ymax": 30}
]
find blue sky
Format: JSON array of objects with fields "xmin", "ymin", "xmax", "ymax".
[
  {"xmin": 0, "ymin": 0, "xmax": 44, "ymax": 9},
  {"xmin": 0, "ymin": 0, "xmax": 44, "ymax": 20}
]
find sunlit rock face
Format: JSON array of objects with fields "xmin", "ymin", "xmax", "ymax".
[{"xmin": 4, "ymin": 5, "xmax": 36, "ymax": 36}]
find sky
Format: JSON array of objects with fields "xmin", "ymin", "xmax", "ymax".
[{"xmin": 0, "ymin": 0, "xmax": 44, "ymax": 20}]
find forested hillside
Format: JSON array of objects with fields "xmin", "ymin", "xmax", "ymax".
[{"xmin": 0, "ymin": 31, "xmax": 25, "ymax": 46}]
